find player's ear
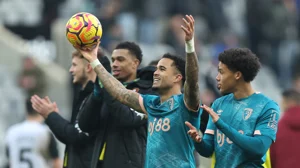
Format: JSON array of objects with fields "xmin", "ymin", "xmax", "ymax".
[
  {"xmin": 175, "ymin": 74, "xmax": 183, "ymax": 83},
  {"xmin": 235, "ymin": 71, "xmax": 242, "ymax": 80},
  {"xmin": 133, "ymin": 58, "xmax": 140, "ymax": 69},
  {"xmin": 86, "ymin": 63, "xmax": 93, "ymax": 72}
]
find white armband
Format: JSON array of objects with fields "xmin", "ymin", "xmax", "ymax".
[
  {"xmin": 185, "ymin": 37, "xmax": 195, "ymax": 53},
  {"xmin": 90, "ymin": 59, "xmax": 101, "ymax": 69}
]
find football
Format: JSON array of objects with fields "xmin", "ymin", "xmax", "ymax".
[{"xmin": 66, "ymin": 12, "xmax": 102, "ymax": 49}]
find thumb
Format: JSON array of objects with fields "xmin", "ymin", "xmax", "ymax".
[{"xmin": 185, "ymin": 121, "xmax": 196, "ymax": 130}]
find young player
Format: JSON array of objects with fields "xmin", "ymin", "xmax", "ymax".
[{"xmin": 186, "ymin": 48, "xmax": 280, "ymax": 167}]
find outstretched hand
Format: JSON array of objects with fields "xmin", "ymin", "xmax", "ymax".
[
  {"xmin": 201, "ymin": 104, "xmax": 219, "ymax": 123},
  {"xmin": 185, "ymin": 121, "xmax": 202, "ymax": 143},
  {"xmin": 31, "ymin": 95, "xmax": 59, "ymax": 118},
  {"xmin": 78, "ymin": 42, "xmax": 100, "ymax": 63},
  {"xmin": 181, "ymin": 15, "xmax": 195, "ymax": 42}
]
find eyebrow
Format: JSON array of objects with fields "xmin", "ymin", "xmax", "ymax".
[{"xmin": 157, "ymin": 65, "xmax": 166, "ymax": 69}]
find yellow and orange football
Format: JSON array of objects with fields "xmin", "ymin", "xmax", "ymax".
[{"xmin": 66, "ymin": 12, "xmax": 102, "ymax": 49}]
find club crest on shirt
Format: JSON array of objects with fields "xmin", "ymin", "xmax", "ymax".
[{"xmin": 243, "ymin": 108, "xmax": 253, "ymax": 120}]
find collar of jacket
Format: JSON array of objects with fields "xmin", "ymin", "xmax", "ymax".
[{"xmin": 80, "ymin": 80, "xmax": 94, "ymax": 96}]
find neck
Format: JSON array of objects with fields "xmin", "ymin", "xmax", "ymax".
[
  {"xmin": 159, "ymin": 86, "xmax": 182, "ymax": 103},
  {"xmin": 233, "ymin": 82, "xmax": 255, "ymax": 99},
  {"xmin": 27, "ymin": 115, "xmax": 44, "ymax": 123},
  {"xmin": 82, "ymin": 73, "xmax": 97, "ymax": 89}
]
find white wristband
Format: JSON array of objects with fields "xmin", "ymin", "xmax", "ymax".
[
  {"xmin": 90, "ymin": 59, "xmax": 101, "ymax": 69},
  {"xmin": 185, "ymin": 37, "xmax": 195, "ymax": 53}
]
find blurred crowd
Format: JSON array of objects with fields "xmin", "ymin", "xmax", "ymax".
[
  {"xmin": 1, "ymin": 0, "xmax": 300, "ymax": 89},
  {"xmin": 1, "ymin": 0, "xmax": 300, "ymax": 167}
]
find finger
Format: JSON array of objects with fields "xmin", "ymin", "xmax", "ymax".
[
  {"xmin": 44, "ymin": 96, "xmax": 52, "ymax": 104},
  {"xmin": 196, "ymin": 135, "xmax": 201, "ymax": 142},
  {"xmin": 34, "ymin": 96, "xmax": 45, "ymax": 105},
  {"xmin": 32, "ymin": 103, "xmax": 41, "ymax": 113},
  {"xmin": 181, "ymin": 25, "xmax": 190, "ymax": 34},
  {"xmin": 185, "ymin": 15, "xmax": 193, "ymax": 24},
  {"xmin": 189, "ymin": 15, "xmax": 195, "ymax": 23},
  {"xmin": 185, "ymin": 121, "xmax": 196, "ymax": 130},
  {"xmin": 187, "ymin": 130, "xmax": 198, "ymax": 136},
  {"xmin": 182, "ymin": 18, "xmax": 190, "ymax": 30}
]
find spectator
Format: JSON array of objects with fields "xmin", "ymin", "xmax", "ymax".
[{"xmin": 270, "ymin": 89, "xmax": 300, "ymax": 168}]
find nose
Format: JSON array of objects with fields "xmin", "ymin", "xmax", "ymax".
[
  {"xmin": 69, "ymin": 66, "xmax": 73, "ymax": 73},
  {"xmin": 153, "ymin": 69, "xmax": 159, "ymax": 77},
  {"xmin": 216, "ymin": 73, "xmax": 220, "ymax": 81},
  {"xmin": 112, "ymin": 61, "xmax": 119, "ymax": 69}
]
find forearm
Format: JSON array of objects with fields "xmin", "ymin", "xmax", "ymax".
[
  {"xmin": 216, "ymin": 119, "xmax": 272, "ymax": 157},
  {"xmin": 184, "ymin": 41, "xmax": 200, "ymax": 110},
  {"xmin": 92, "ymin": 62, "xmax": 144, "ymax": 113},
  {"xmin": 194, "ymin": 134, "xmax": 214, "ymax": 157},
  {"xmin": 46, "ymin": 113, "xmax": 89, "ymax": 145}
]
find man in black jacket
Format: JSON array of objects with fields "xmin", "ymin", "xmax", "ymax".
[
  {"xmin": 78, "ymin": 41, "xmax": 156, "ymax": 168},
  {"xmin": 30, "ymin": 49, "xmax": 111, "ymax": 168}
]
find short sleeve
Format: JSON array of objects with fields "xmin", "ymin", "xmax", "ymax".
[
  {"xmin": 141, "ymin": 94, "xmax": 156, "ymax": 113},
  {"xmin": 254, "ymin": 101, "xmax": 280, "ymax": 142},
  {"xmin": 205, "ymin": 102, "xmax": 218, "ymax": 135}
]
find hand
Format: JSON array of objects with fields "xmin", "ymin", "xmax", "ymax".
[
  {"xmin": 181, "ymin": 15, "xmax": 195, "ymax": 42},
  {"xmin": 78, "ymin": 42, "xmax": 100, "ymax": 62},
  {"xmin": 185, "ymin": 121, "xmax": 202, "ymax": 143},
  {"xmin": 200, "ymin": 104, "xmax": 219, "ymax": 123},
  {"xmin": 31, "ymin": 95, "xmax": 59, "ymax": 118}
]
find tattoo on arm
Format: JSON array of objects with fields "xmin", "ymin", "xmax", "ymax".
[
  {"xmin": 94, "ymin": 64, "xmax": 145, "ymax": 114},
  {"xmin": 184, "ymin": 52, "xmax": 200, "ymax": 111}
]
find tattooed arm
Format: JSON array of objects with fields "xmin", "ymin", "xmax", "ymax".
[
  {"xmin": 79, "ymin": 46, "xmax": 147, "ymax": 117},
  {"xmin": 181, "ymin": 15, "xmax": 200, "ymax": 112}
]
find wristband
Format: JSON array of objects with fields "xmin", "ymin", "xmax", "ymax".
[
  {"xmin": 90, "ymin": 59, "xmax": 101, "ymax": 69},
  {"xmin": 185, "ymin": 37, "xmax": 195, "ymax": 53}
]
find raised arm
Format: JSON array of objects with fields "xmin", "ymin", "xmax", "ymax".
[
  {"xmin": 181, "ymin": 15, "xmax": 200, "ymax": 111},
  {"xmin": 79, "ymin": 46, "xmax": 147, "ymax": 116}
]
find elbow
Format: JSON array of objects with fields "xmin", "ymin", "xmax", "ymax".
[{"xmin": 250, "ymin": 150, "xmax": 267, "ymax": 159}]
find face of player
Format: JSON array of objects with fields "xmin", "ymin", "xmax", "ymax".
[
  {"xmin": 69, "ymin": 57, "xmax": 88, "ymax": 85},
  {"xmin": 111, "ymin": 49, "xmax": 139, "ymax": 82},
  {"xmin": 216, "ymin": 62, "xmax": 238, "ymax": 95},
  {"xmin": 152, "ymin": 58, "xmax": 182, "ymax": 93}
]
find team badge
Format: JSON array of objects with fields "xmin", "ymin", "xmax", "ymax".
[{"xmin": 243, "ymin": 108, "xmax": 253, "ymax": 120}]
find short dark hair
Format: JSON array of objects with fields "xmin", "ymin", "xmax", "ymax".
[
  {"xmin": 282, "ymin": 89, "xmax": 300, "ymax": 103},
  {"xmin": 218, "ymin": 48, "xmax": 261, "ymax": 82},
  {"xmin": 162, "ymin": 53, "xmax": 186, "ymax": 84},
  {"xmin": 26, "ymin": 98, "xmax": 38, "ymax": 116},
  {"xmin": 115, "ymin": 41, "xmax": 143, "ymax": 64}
]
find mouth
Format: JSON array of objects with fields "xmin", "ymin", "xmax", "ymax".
[
  {"xmin": 112, "ymin": 70, "xmax": 121, "ymax": 76},
  {"xmin": 217, "ymin": 84, "xmax": 221, "ymax": 90},
  {"xmin": 153, "ymin": 78, "xmax": 160, "ymax": 84}
]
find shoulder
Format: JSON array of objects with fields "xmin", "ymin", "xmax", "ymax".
[
  {"xmin": 212, "ymin": 94, "xmax": 234, "ymax": 106},
  {"xmin": 256, "ymin": 93, "xmax": 279, "ymax": 110},
  {"xmin": 5, "ymin": 123, "xmax": 22, "ymax": 140},
  {"xmin": 253, "ymin": 93, "xmax": 280, "ymax": 118}
]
